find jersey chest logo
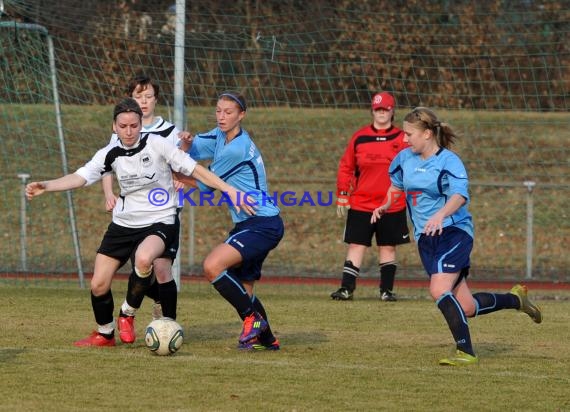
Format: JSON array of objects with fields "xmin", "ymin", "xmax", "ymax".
[{"xmin": 141, "ymin": 154, "xmax": 154, "ymax": 168}]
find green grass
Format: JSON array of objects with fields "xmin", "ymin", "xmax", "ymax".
[
  {"xmin": 1, "ymin": 281, "xmax": 569, "ymax": 411},
  {"xmin": 1, "ymin": 105, "xmax": 569, "ymax": 280}
]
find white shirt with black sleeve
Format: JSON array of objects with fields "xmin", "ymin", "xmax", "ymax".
[{"xmin": 75, "ymin": 133, "xmax": 196, "ymax": 228}]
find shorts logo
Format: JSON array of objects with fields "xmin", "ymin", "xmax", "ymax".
[
  {"xmin": 232, "ymin": 239, "xmax": 245, "ymax": 248},
  {"xmin": 443, "ymin": 263, "xmax": 456, "ymax": 268}
]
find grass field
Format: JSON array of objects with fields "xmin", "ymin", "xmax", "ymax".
[
  {"xmin": 2, "ymin": 105, "xmax": 569, "ymax": 281},
  {"xmin": 1, "ymin": 281, "xmax": 569, "ymax": 411}
]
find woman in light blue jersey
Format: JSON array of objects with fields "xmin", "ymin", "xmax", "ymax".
[
  {"xmin": 178, "ymin": 92, "xmax": 284, "ymax": 351},
  {"xmin": 371, "ymin": 107, "xmax": 542, "ymax": 366}
]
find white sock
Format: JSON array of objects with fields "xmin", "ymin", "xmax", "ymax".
[
  {"xmin": 98, "ymin": 320, "xmax": 116, "ymax": 335},
  {"xmin": 121, "ymin": 301, "xmax": 137, "ymax": 317}
]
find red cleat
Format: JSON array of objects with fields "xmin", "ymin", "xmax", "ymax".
[
  {"xmin": 117, "ymin": 316, "xmax": 136, "ymax": 343},
  {"xmin": 73, "ymin": 331, "xmax": 116, "ymax": 347}
]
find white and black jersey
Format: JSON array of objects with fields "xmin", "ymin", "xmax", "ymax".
[
  {"xmin": 109, "ymin": 116, "xmax": 179, "ymax": 146},
  {"xmin": 76, "ymin": 133, "xmax": 196, "ymax": 228}
]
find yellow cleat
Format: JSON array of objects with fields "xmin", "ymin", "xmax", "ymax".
[
  {"xmin": 439, "ymin": 350, "xmax": 479, "ymax": 366},
  {"xmin": 510, "ymin": 284, "xmax": 542, "ymax": 324}
]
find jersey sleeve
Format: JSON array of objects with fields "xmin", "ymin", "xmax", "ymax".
[
  {"xmin": 388, "ymin": 149, "xmax": 406, "ymax": 190},
  {"xmin": 165, "ymin": 125, "xmax": 181, "ymax": 146},
  {"xmin": 75, "ymin": 147, "xmax": 109, "ymax": 185},
  {"xmin": 445, "ymin": 153, "xmax": 470, "ymax": 202},
  {"xmin": 152, "ymin": 136, "xmax": 197, "ymax": 176},
  {"xmin": 336, "ymin": 133, "xmax": 357, "ymax": 193},
  {"xmin": 188, "ymin": 129, "xmax": 217, "ymax": 161}
]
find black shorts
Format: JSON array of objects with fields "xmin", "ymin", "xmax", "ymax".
[
  {"xmin": 344, "ymin": 208, "xmax": 410, "ymax": 247},
  {"xmin": 97, "ymin": 221, "xmax": 180, "ymax": 267}
]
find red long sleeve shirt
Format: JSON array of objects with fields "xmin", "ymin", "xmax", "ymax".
[{"xmin": 336, "ymin": 124, "xmax": 408, "ymax": 213}]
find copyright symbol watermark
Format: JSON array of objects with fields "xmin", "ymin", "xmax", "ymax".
[{"xmin": 148, "ymin": 188, "xmax": 169, "ymax": 206}]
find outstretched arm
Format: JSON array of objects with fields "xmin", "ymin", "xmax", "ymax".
[
  {"xmin": 190, "ymin": 164, "xmax": 255, "ymax": 215},
  {"xmin": 26, "ymin": 173, "xmax": 87, "ymax": 200}
]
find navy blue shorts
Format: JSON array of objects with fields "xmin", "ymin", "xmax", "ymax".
[
  {"xmin": 417, "ymin": 226, "xmax": 472, "ymax": 276},
  {"xmin": 225, "ymin": 215, "xmax": 284, "ymax": 281}
]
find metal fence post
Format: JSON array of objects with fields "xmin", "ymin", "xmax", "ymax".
[
  {"xmin": 523, "ymin": 181, "xmax": 536, "ymax": 279},
  {"xmin": 17, "ymin": 173, "xmax": 30, "ymax": 271}
]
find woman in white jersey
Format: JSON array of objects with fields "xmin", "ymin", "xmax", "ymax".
[
  {"xmin": 101, "ymin": 75, "xmax": 190, "ymax": 345},
  {"xmin": 26, "ymin": 98, "xmax": 252, "ymax": 347},
  {"xmin": 372, "ymin": 107, "xmax": 542, "ymax": 366}
]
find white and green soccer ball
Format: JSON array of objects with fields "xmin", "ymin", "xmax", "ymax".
[{"xmin": 144, "ymin": 318, "xmax": 184, "ymax": 356}]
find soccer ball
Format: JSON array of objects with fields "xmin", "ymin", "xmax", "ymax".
[{"xmin": 144, "ymin": 318, "xmax": 184, "ymax": 356}]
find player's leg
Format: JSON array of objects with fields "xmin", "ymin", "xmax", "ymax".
[
  {"xmin": 144, "ymin": 274, "xmax": 161, "ymax": 318},
  {"xmin": 419, "ymin": 228, "xmax": 477, "ymax": 365},
  {"xmin": 208, "ymin": 216, "xmax": 284, "ymax": 345},
  {"xmin": 144, "ymin": 210, "xmax": 183, "ymax": 320},
  {"xmin": 138, "ymin": 222, "xmax": 179, "ymax": 322},
  {"xmin": 117, "ymin": 227, "xmax": 172, "ymax": 343},
  {"xmin": 375, "ymin": 209, "xmax": 410, "ymax": 301},
  {"xmin": 431, "ymin": 272, "xmax": 478, "ymax": 365},
  {"xmin": 74, "ymin": 253, "xmax": 121, "ymax": 347},
  {"xmin": 204, "ymin": 243, "xmax": 264, "ymax": 342},
  {"xmin": 237, "ymin": 261, "xmax": 279, "ymax": 351},
  {"xmin": 378, "ymin": 245, "xmax": 397, "ymax": 301},
  {"xmin": 468, "ymin": 285, "xmax": 541, "ymax": 323},
  {"xmin": 331, "ymin": 244, "xmax": 366, "ymax": 300},
  {"xmin": 153, "ymin": 257, "xmax": 177, "ymax": 320},
  {"xmin": 331, "ymin": 209, "xmax": 372, "ymax": 300}
]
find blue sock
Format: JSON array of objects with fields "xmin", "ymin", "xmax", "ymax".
[
  {"xmin": 212, "ymin": 272, "xmax": 254, "ymax": 319},
  {"xmin": 472, "ymin": 292, "xmax": 519, "ymax": 316},
  {"xmin": 436, "ymin": 292, "xmax": 474, "ymax": 356}
]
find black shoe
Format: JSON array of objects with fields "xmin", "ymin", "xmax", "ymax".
[
  {"xmin": 330, "ymin": 287, "xmax": 353, "ymax": 301},
  {"xmin": 380, "ymin": 290, "xmax": 397, "ymax": 302}
]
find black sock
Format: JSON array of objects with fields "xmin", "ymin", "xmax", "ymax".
[
  {"xmin": 158, "ymin": 280, "xmax": 177, "ymax": 320},
  {"xmin": 437, "ymin": 292, "xmax": 475, "ymax": 356},
  {"xmin": 145, "ymin": 277, "xmax": 160, "ymax": 302},
  {"xmin": 125, "ymin": 269, "xmax": 153, "ymax": 311},
  {"xmin": 472, "ymin": 292, "xmax": 520, "ymax": 316},
  {"xmin": 212, "ymin": 272, "xmax": 254, "ymax": 319},
  {"xmin": 252, "ymin": 295, "xmax": 275, "ymax": 343},
  {"xmin": 340, "ymin": 260, "xmax": 359, "ymax": 292},
  {"xmin": 91, "ymin": 289, "xmax": 114, "ymax": 327},
  {"xmin": 379, "ymin": 261, "xmax": 396, "ymax": 293}
]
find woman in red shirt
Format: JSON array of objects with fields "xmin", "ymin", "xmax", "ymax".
[{"xmin": 331, "ymin": 92, "xmax": 410, "ymax": 301}]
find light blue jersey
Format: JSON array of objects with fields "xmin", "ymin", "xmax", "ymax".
[
  {"xmin": 389, "ymin": 147, "xmax": 473, "ymax": 240},
  {"xmin": 187, "ymin": 127, "xmax": 280, "ymax": 223}
]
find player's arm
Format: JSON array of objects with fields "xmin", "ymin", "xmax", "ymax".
[
  {"xmin": 336, "ymin": 135, "xmax": 357, "ymax": 217},
  {"xmin": 26, "ymin": 173, "xmax": 87, "ymax": 200},
  {"xmin": 101, "ymin": 173, "xmax": 117, "ymax": 212},
  {"xmin": 423, "ymin": 194, "xmax": 466, "ymax": 236},
  {"xmin": 177, "ymin": 130, "xmax": 193, "ymax": 152},
  {"xmin": 371, "ymin": 184, "xmax": 403, "ymax": 223},
  {"xmin": 158, "ymin": 137, "xmax": 254, "ymax": 215},
  {"xmin": 190, "ymin": 164, "xmax": 255, "ymax": 215}
]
